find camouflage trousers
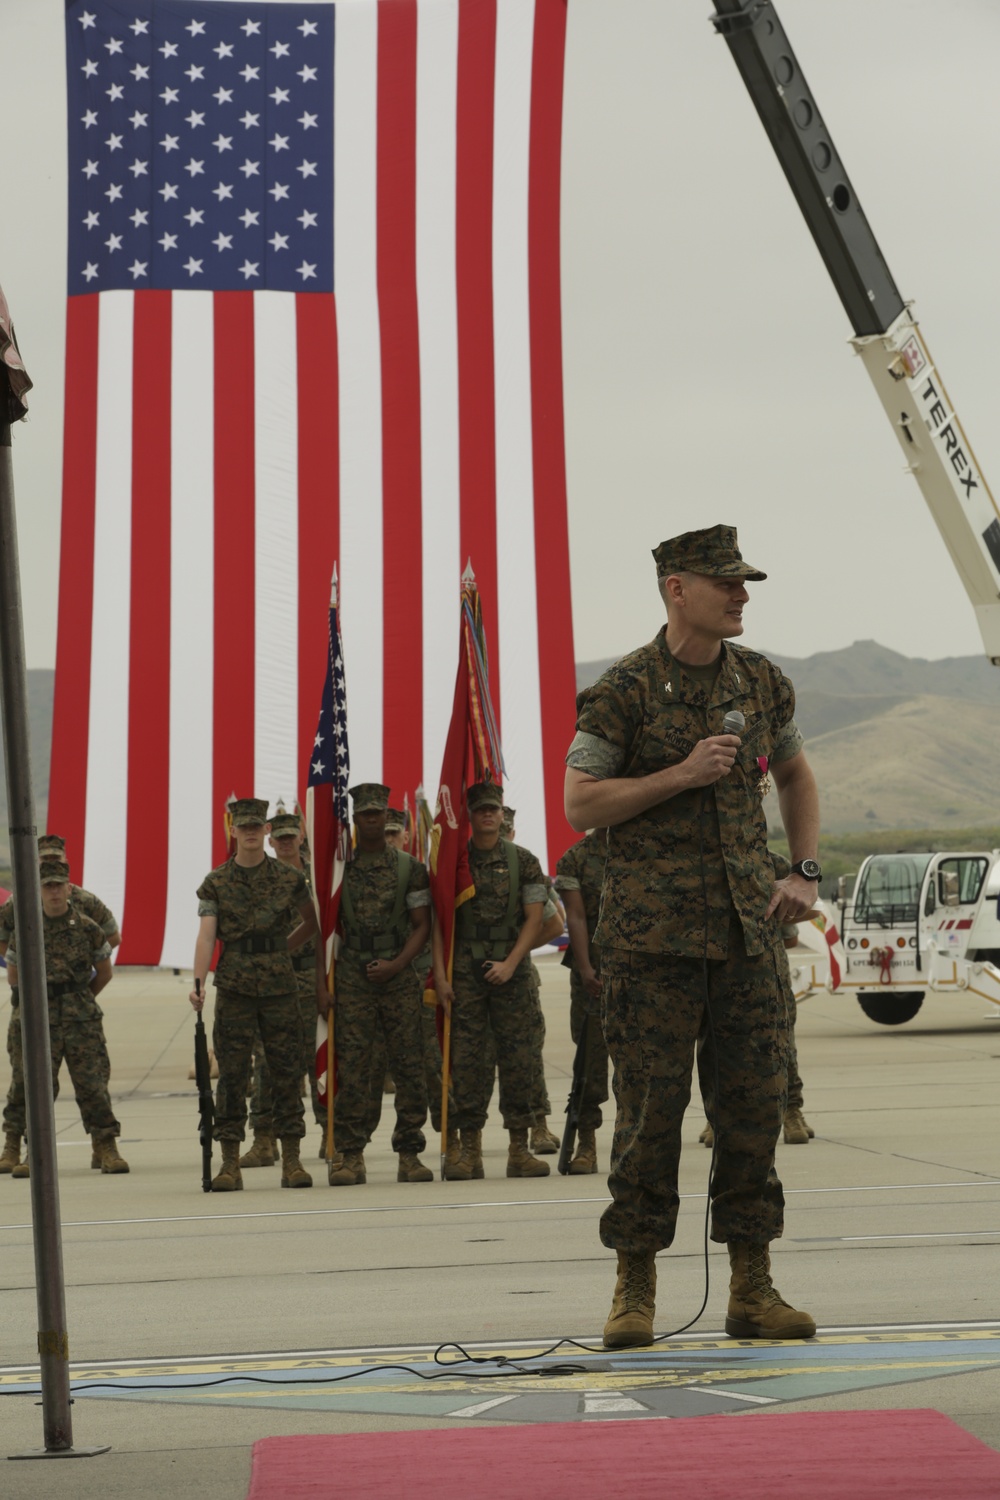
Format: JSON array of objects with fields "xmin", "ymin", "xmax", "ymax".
[
  {"xmin": 569, "ymin": 971, "xmax": 610, "ymax": 1132},
  {"xmin": 333, "ymin": 959, "xmax": 427, "ymax": 1155},
  {"xmin": 449, "ymin": 948, "xmax": 538, "ymax": 1132},
  {"xmin": 366, "ymin": 1002, "xmax": 452, "ymax": 1139},
  {"xmin": 476, "ymin": 962, "xmax": 550, "ymax": 1125},
  {"xmin": 3, "ymin": 993, "xmax": 120, "ymax": 1139},
  {"xmin": 248, "ymin": 973, "xmax": 323, "ymax": 1135},
  {"xmin": 213, "ymin": 988, "xmax": 305, "ymax": 1142},
  {"xmin": 786, "ymin": 1003, "xmax": 804, "ymax": 1112},
  {"xmin": 600, "ymin": 922, "xmax": 787, "ymax": 1254}
]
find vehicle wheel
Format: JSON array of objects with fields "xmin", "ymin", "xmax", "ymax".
[{"xmin": 857, "ymin": 992, "xmax": 924, "ymax": 1026}]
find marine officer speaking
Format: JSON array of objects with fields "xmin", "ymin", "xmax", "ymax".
[{"xmin": 564, "ymin": 525, "xmax": 821, "ymax": 1349}]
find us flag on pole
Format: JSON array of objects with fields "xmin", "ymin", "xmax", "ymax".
[{"xmin": 51, "ymin": 0, "xmax": 576, "ymax": 968}]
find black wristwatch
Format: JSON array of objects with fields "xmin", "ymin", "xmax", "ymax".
[{"xmin": 790, "ymin": 859, "xmax": 822, "ymax": 882}]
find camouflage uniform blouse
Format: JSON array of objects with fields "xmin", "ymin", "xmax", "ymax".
[
  {"xmin": 0, "ymin": 885, "xmax": 118, "ymax": 943},
  {"xmin": 339, "ymin": 849, "xmax": 430, "ymax": 971},
  {"xmin": 555, "ymin": 829, "xmax": 608, "ymax": 944},
  {"xmin": 566, "ymin": 630, "xmax": 802, "ymax": 961},
  {"xmin": 197, "ymin": 856, "xmax": 308, "ymax": 996},
  {"xmin": 8, "ymin": 906, "xmax": 110, "ymax": 995},
  {"xmin": 460, "ymin": 841, "xmax": 546, "ymax": 974}
]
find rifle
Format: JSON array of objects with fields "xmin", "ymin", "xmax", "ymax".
[
  {"xmin": 193, "ymin": 979, "xmax": 214, "ymax": 1192},
  {"xmin": 557, "ymin": 1015, "xmax": 592, "ymax": 1175}
]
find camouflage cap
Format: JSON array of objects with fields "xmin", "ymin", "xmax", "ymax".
[
  {"xmin": 269, "ymin": 813, "xmax": 302, "ymax": 840},
  {"xmin": 230, "ymin": 797, "xmax": 270, "ymax": 828},
  {"xmin": 38, "ymin": 834, "xmax": 66, "ymax": 855},
  {"xmin": 39, "ymin": 859, "xmax": 70, "ymax": 886},
  {"xmin": 467, "ymin": 782, "xmax": 504, "ymax": 811},
  {"xmin": 384, "ymin": 806, "xmax": 406, "ymax": 831},
  {"xmin": 652, "ymin": 524, "xmax": 766, "ymax": 582},
  {"xmin": 350, "ymin": 783, "xmax": 390, "ymax": 814}
]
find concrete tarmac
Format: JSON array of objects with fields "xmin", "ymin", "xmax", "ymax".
[{"xmin": 1, "ymin": 955, "xmax": 998, "ymax": 1496}]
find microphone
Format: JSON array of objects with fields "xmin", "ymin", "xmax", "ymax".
[{"xmin": 722, "ymin": 710, "xmax": 745, "ymax": 737}]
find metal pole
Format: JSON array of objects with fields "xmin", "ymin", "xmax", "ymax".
[{"xmin": 0, "ymin": 400, "xmax": 108, "ymax": 1460}]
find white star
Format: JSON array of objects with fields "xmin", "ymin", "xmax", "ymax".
[
  {"xmin": 184, "ymin": 207, "xmax": 205, "ymax": 226},
  {"xmin": 297, "ymin": 159, "xmax": 317, "ymax": 179},
  {"xmin": 241, "ymin": 19, "xmax": 261, "ymax": 35},
  {"xmin": 270, "ymin": 42, "xmax": 290, "ymax": 58},
  {"xmin": 186, "ymin": 111, "xmax": 206, "ymax": 128},
  {"xmin": 105, "ymin": 133, "xmax": 123, "ymax": 151},
  {"xmin": 128, "ymin": 259, "xmax": 148, "ymax": 279},
  {"xmin": 105, "ymin": 183, "xmax": 123, "ymax": 201},
  {"xmin": 183, "ymin": 257, "xmax": 204, "ymax": 277},
  {"xmin": 106, "ymin": 83, "xmax": 125, "ymax": 101},
  {"xmin": 130, "ymin": 63, "xmax": 150, "ymax": 80},
  {"xmin": 158, "ymin": 182, "xmax": 179, "ymax": 201},
  {"xmin": 239, "ymin": 65, "xmax": 260, "ymax": 83},
  {"xmin": 213, "ymin": 134, "xmax": 232, "ymax": 152},
  {"xmin": 129, "ymin": 111, "xmax": 148, "ymax": 129},
  {"xmin": 212, "ymin": 181, "xmax": 234, "ymax": 200},
  {"xmin": 214, "ymin": 87, "xmax": 234, "ymax": 104},
  {"xmin": 128, "ymin": 159, "xmax": 148, "ymax": 177},
  {"xmin": 83, "ymin": 210, "xmax": 100, "ymax": 229},
  {"xmin": 158, "ymin": 232, "xmax": 178, "ymax": 250},
  {"xmin": 82, "ymin": 58, "xmax": 98, "ymax": 77},
  {"xmin": 268, "ymin": 182, "xmax": 289, "ymax": 200},
  {"xmin": 186, "ymin": 19, "xmax": 206, "ymax": 35},
  {"xmin": 160, "ymin": 87, "xmax": 180, "ymax": 104},
  {"xmin": 298, "ymin": 112, "xmax": 317, "ymax": 131},
  {"xmin": 298, "ymin": 66, "xmax": 317, "ymax": 83},
  {"xmin": 82, "ymin": 159, "xmax": 99, "ymax": 178},
  {"xmin": 299, "ymin": 20, "xmax": 318, "ymax": 36},
  {"xmin": 82, "ymin": 262, "xmax": 99, "ymax": 281},
  {"xmin": 129, "ymin": 208, "xmax": 148, "ymax": 226},
  {"xmin": 160, "ymin": 42, "xmax": 179, "ymax": 58},
  {"xmin": 238, "ymin": 260, "xmax": 260, "ymax": 280},
  {"xmin": 269, "ymin": 232, "xmax": 289, "ymax": 251},
  {"xmin": 160, "ymin": 135, "xmax": 179, "ymax": 152},
  {"xmin": 214, "ymin": 43, "xmax": 234, "ymax": 60},
  {"xmin": 238, "ymin": 158, "xmax": 260, "ymax": 179},
  {"xmin": 130, "ymin": 19, "xmax": 148, "ymax": 34},
  {"xmin": 270, "ymin": 88, "xmax": 290, "ymax": 105},
  {"xmin": 297, "ymin": 261, "xmax": 317, "ymax": 281},
  {"xmin": 185, "ymin": 66, "xmax": 205, "ymax": 83},
  {"xmin": 269, "ymin": 134, "xmax": 289, "ymax": 152},
  {"xmin": 105, "ymin": 37, "xmax": 124, "ymax": 55},
  {"xmin": 238, "ymin": 209, "xmax": 259, "ymax": 227},
  {"xmin": 239, "ymin": 111, "xmax": 260, "ymax": 129},
  {"xmin": 105, "ymin": 233, "xmax": 123, "ymax": 252},
  {"xmin": 185, "ymin": 158, "xmax": 205, "ymax": 177},
  {"xmin": 311, "ymin": 759, "xmax": 324, "ymax": 775},
  {"xmin": 213, "ymin": 233, "xmax": 233, "ymax": 251},
  {"xmin": 298, "ymin": 209, "xmax": 317, "ymax": 228},
  {"xmin": 82, "ymin": 109, "xmax": 98, "ymax": 128},
  {"xmin": 79, "ymin": 10, "xmax": 96, "ymax": 27}
]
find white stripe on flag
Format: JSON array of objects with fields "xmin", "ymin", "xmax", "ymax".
[
  {"xmin": 162, "ymin": 291, "xmax": 215, "ymax": 968},
  {"xmin": 335, "ymin": 0, "xmax": 383, "ymax": 783},
  {"xmin": 253, "ymin": 290, "xmax": 299, "ymax": 808},
  {"xmin": 82, "ymin": 290, "xmax": 133, "ymax": 926},
  {"xmin": 493, "ymin": 1, "xmax": 548, "ymax": 873},
  {"xmin": 417, "ymin": 0, "xmax": 461, "ymax": 798}
]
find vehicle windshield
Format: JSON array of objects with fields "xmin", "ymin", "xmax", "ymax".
[{"xmin": 853, "ymin": 854, "xmax": 933, "ymax": 927}]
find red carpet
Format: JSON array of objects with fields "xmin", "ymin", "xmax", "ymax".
[{"xmin": 247, "ymin": 1409, "xmax": 1000, "ymax": 1499}]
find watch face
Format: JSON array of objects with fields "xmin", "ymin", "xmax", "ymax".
[{"xmin": 799, "ymin": 859, "xmax": 821, "ymax": 881}]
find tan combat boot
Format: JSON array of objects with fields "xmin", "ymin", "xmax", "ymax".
[
  {"xmin": 240, "ymin": 1132, "xmax": 277, "ymax": 1168},
  {"xmin": 211, "ymin": 1139, "xmax": 243, "ymax": 1192},
  {"xmin": 699, "ymin": 1121, "xmax": 714, "ymax": 1148},
  {"xmin": 530, "ymin": 1117, "xmax": 560, "ymax": 1155},
  {"xmin": 90, "ymin": 1133, "xmax": 102, "ymax": 1169},
  {"xmin": 280, "ymin": 1138, "xmax": 313, "ymax": 1188},
  {"xmin": 443, "ymin": 1128, "xmax": 483, "ymax": 1181},
  {"xmin": 444, "ymin": 1127, "xmax": 462, "ymax": 1172},
  {"xmin": 318, "ymin": 1127, "xmax": 331, "ymax": 1160},
  {"xmin": 725, "ymin": 1242, "xmax": 816, "ymax": 1340},
  {"xmin": 95, "ymin": 1137, "xmax": 130, "ymax": 1174},
  {"xmin": 327, "ymin": 1151, "xmax": 366, "ymax": 1186},
  {"xmin": 783, "ymin": 1107, "xmax": 813, "ymax": 1144},
  {"xmin": 603, "ymin": 1249, "xmax": 657, "ymax": 1349},
  {"xmin": 397, "ymin": 1151, "xmax": 434, "ymax": 1182},
  {"xmin": 0, "ymin": 1132, "xmax": 22, "ymax": 1174},
  {"xmin": 506, "ymin": 1127, "xmax": 550, "ymax": 1178},
  {"xmin": 12, "ymin": 1150, "xmax": 29, "ymax": 1178},
  {"xmin": 568, "ymin": 1127, "xmax": 598, "ymax": 1175}
]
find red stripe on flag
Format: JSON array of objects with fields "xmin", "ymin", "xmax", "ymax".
[
  {"xmin": 118, "ymin": 292, "xmax": 172, "ymax": 963},
  {"xmin": 528, "ymin": 0, "xmax": 575, "ymax": 866},
  {"xmin": 456, "ymin": 0, "xmax": 500, "ymax": 713},
  {"xmin": 212, "ymin": 293, "xmax": 255, "ymax": 865},
  {"xmin": 50, "ymin": 295, "xmax": 100, "ymax": 868},
  {"xmin": 378, "ymin": 0, "xmax": 423, "ymax": 799},
  {"xmin": 296, "ymin": 293, "xmax": 340, "ymax": 798}
]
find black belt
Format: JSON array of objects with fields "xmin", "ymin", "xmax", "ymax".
[
  {"xmin": 291, "ymin": 951, "xmax": 314, "ymax": 972},
  {"xmin": 227, "ymin": 934, "xmax": 285, "ymax": 955},
  {"xmin": 10, "ymin": 978, "xmax": 91, "ymax": 1005},
  {"xmin": 342, "ymin": 931, "xmax": 404, "ymax": 961}
]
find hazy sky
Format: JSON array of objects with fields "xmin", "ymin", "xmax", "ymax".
[{"xmin": 2, "ymin": 0, "xmax": 999, "ymax": 670}]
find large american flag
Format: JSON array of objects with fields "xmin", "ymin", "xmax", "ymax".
[
  {"xmin": 305, "ymin": 568, "xmax": 350, "ymax": 973},
  {"xmin": 51, "ymin": 0, "xmax": 577, "ymax": 968}
]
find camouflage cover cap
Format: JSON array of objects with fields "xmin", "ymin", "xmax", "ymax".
[
  {"xmin": 467, "ymin": 782, "xmax": 504, "ymax": 811},
  {"xmin": 38, "ymin": 834, "xmax": 66, "ymax": 854},
  {"xmin": 384, "ymin": 806, "xmax": 406, "ymax": 831},
  {"xmin": 230, "ymin": 797, "xmax": 270, "ymax": 827},
  {"xmin": 350, "ymin": 783, "xmax": 390, "ymax": 814},
  {"xmin": 269, "ymin": 813, "xmax": 301, "ymax": 840},
  {"xmin": 39, "ymin": 859, "xmax": 70, "ymax": 885},
  {"xmin": 652, "ymin": 524, "xmax": 766, "ymax": 581}
]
